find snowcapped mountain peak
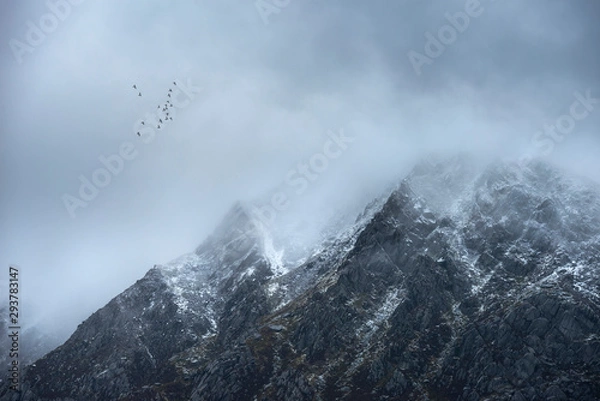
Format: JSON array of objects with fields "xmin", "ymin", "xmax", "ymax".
[
  {"xmin": 190, "ymin": 201, "xmax": 299, "ymax": 280},
  {"xmin": 405, "ymin": 153, "xmax": 483, "ymax": 216},
  {"xmin": 196, "ymin": 202, "xmax": 257, "ymax": 248},
  {"xmin": 7, "ymin": 155, "xmax": 600, "ymax": 401},
  {"xmin": 191, "ymin": 201, "xmax": 282, "ymax": 271}
]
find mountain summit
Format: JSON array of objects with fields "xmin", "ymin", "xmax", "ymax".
[{"xmin": 2, "ymin": 156, "xmax": 600, "ymax": 401}]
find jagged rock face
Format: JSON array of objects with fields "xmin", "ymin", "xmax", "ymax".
[
  {"xmin": 12, "ymin": 268, "xmax": 209, "ymax": 401},
  {"xmin": 2, "ymin": 157, "xmax": 600, "ymax": 401},
  {"xmin": 0, "ymin": 310, "xmax": 61, "ymax": 387}
]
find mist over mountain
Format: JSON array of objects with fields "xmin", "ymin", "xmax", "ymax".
[
  {"xmin": 2, "ymin": 1, "xmax": 600, "ymax": 400},
  {"xmin": 2, "ymin": 155, "xmax": 599, "ymax": 401},
  {"xmin": 2, "ymin": 0, "xmax": 599, "ymax": 340}
]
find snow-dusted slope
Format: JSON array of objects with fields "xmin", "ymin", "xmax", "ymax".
[{"xmin": 4, "ymin": 155, "xmax": 600, "ymax": 401}]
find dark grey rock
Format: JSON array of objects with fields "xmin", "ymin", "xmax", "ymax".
[{"xmin": 3, "ymin": 157, "xmax": 600, "ymax": 401}]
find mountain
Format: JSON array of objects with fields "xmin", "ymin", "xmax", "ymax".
[
  {"xmin": 2, "ymin": 156, "xmax": 600, "ymax": 401},
  {"xmin": 0, "ymin": 310, "xmax": 62, "ymax": 388}
]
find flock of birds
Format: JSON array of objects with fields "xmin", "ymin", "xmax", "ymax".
[{"xmin": 132, "ymin": 82, "xmax": 178, "ymax": 136}]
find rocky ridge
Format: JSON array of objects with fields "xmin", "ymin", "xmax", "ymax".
[{"xmin": 1, "ymin": 156, "xmax": 599, "ymax": 400}]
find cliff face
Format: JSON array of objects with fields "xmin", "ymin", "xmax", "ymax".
[{"xmin": 2, "ymin": 157, "xmax": 600, "ymax": 401}]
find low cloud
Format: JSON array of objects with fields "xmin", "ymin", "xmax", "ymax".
[{"xmin": 0, "ymin": 0, "xmax": 598, "ymax": 342}]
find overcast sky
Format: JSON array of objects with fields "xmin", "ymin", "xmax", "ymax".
[{"xmin": 1, "ymin": 0, "xmax": 599, "ymax": 341}]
